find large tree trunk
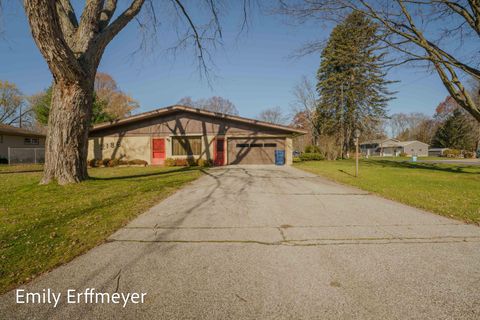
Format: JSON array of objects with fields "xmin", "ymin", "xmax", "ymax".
[{"xmin": 41, "ymin": 80, "xmax": 93, "ymax": 185}]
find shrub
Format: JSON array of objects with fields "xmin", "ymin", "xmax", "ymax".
[
  {"xmin": 187, "ymin": 157, "xmax": 197, "ymax": 166},
  {"xmin": 174, "ymin": 158, "xmax": 189, "ymax": 166},
  {"xmin": 88, "ymin": 159, "xmax": 98, "ymax": 167},
  {"xmin": 304, "ymin": 145, "xmax": 321, "ymax": 153},
  {"xmin": 444, "ymin": 149, "xmax": 462, "ymax": 158},
  {"xmin": 292, "ymin": 156, "xmax": 302, "ymax": 163},
  {"xmin": 299, "ymin": 152, "xmax": 325, "ymax": 161},
  {"xmin": 399, "ymin": 152, "xmax": 407, "ymax": 157},
  {"xmin": 164, "ymin": 158, "xmax": 176, "ymax": 167},
  {"xmin": 198, "ymin": 158, "xmax": 214, "ymax": 167},
  {"xmin": 107, "ymin": 159, "xmax": 120, "ymax": 167},
  {"xmin": 128, "ymin": 159, "xmax": 148, "ymax": 166},
  {"xmin": 102, "ymin": 158, "xmax": 111, "ymax": 167},
  {"xmin": 463, "ymin": 151, "xmax": 475, "ymax": 159},
  {"xmin": 0, "ymin": 158, "xmax": 8, "ymax": 164}
]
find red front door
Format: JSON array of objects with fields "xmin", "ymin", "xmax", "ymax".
[
  {"xmin": 214, "ymin": 138, "xmax": 225, "ymax": 166},
  {"xmin": 152, "ymin": 138, "xmax": 166, "ymax": 165}
]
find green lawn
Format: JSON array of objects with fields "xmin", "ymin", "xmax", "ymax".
[
  {"xmin": 295, "ymin": 159, "xmax": 480, "ymax": 224},
  {"xmin": 0, "ymin": 163, "xmax": 43, "ymax": 173},
  {"xmin": 0, "ymin": 166, "xmax": 203, "ymax": 293}
]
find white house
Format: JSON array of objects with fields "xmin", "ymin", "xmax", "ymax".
[{"xmin": 360, "ymin": 138, "xmax": 429, "ymax": 157}]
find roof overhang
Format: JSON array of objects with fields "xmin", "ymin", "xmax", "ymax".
[{"xmin": 90, "ymin": 105, "xmax": 307, "ymax": 135}]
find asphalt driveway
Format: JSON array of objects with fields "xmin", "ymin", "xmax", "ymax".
[{"xmin": 1, "ymin": 165, "xmax": 480, "ymax": 319}]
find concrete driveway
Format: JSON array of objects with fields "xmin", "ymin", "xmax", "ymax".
[{"xmin": 1, "ymin": 165, "xmax": 480, "ymax": 319}]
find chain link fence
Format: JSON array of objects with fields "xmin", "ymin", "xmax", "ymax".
[{"xmin": 8, "ymin": 148, "xmax": 45, "ymax": 164}]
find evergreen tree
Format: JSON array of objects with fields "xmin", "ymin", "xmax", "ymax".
[
  {"xmin": 316, "ymin": 12, "xmax": 393, "ymax": 157},
  {"xmin": 32, "ymin": 87, "xmax": 115, "ymax": 126},
  {"xmin": 432, "ymin": 109, "xmax": 476, "ymax": 151}
]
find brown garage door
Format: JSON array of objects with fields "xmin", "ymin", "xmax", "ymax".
[{"xmin": 227, "ymin": 138, "xmax": 285, "ymax": 165}]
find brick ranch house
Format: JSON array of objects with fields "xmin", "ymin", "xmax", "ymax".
[{"xmin": 88, "ymin": 105, "xmax": 306, "ymax": 166}]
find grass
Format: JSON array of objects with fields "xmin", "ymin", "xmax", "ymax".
[
  {"xmin": 0, "ymin": 166, "xmax": 203, "ymax": 294},
  {"xmin": 295, "ymin": 159, "xmax": 480, "ymax": 224},
  {"xmin": 0, "ymin": 163, "xmax": 43, "ymax": 173}
]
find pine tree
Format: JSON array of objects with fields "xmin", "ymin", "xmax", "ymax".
[
  {"xmin": 316, "ymin": 12, "xmax": 393, "ymax": 157},
  {"xmin": 432, "ymin": 109, "xmax": 476, "ymax": 151}
]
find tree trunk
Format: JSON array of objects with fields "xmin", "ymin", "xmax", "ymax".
[{"xmin": 41, "ymin": 80, "xmax": 93, "ymax": 185}]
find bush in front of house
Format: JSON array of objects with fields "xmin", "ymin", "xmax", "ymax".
[
  {"xmin": 88, "ymin": 159, "xmax": 98, "ymax": 167},
  {"xmin": 399, "ymin": 152, "xmax": 407, "ymax": 157},
  {"xmin": 197, "ymin": 158, "xmax": 214, "ymax": 167},
  {"xmin": 293, "ymin": 156, "xmax": 302, "ymax": 163},
  {"xmin": 299, "ymin": 152, "xmax": 325, "ymax": 161},
  {"xmin": 89, "ymin": 158, "xmax": 147, "ymax": 167},
  {"xmin": 164, "ymin": 158, "xmax": 176, "ymax": 167},
  {"xmin": 0, "ymin": 157, "xmax": 9, "ymax": 164},
  {"xmin": 128, "ymin": 159, "xmax": 148, "ymax": 166},
  {"xmin": 174, "ymin": 158, "xmax": 190, "ymax": 166}
]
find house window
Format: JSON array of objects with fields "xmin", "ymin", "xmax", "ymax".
[
  {"xmin": 264, "ymin": 143, "xmax": 277, "ymax": 147},
  {"xmin": 236, "ymin": 143, "xmax": 249, "ymax": 148},
  {"xmin": 250, "ymin": 143, "xmax": 262, "ymax": 147},
  {"xmin": 172, "ymin": 137, "xmax": 202, "ymax": 156},
  {"xmin": 24, "ymin": 137, "xmax": 39, "ymax": 145}
]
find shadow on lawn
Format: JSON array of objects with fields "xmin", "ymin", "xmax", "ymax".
[
  {"xmin": 338, "ymin": 169, "xmax": 356, "ymax": 177},
  {"xmin": 0, "ymin": 169, "xmax": 43, "ymax": 174},
  {"xmin": 367, "ymin": 159, "xmax": 478, "ymax": 175},
  {"xmin": 89, "ymin": 166, "xmax": 197, "ymax": 181}
]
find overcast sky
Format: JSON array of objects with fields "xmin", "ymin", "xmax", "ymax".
[{"xmin": 0, "ymin": 1, "xmax": 454, "ymax": 120}]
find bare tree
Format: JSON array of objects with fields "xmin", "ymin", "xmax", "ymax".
[
  {"xmin": 21, "ymin": 0, "xmax": 248, "ymax": 184},
  {"xmin": 0, "ymin": 80, "xmax": 32, "ymax": 127},
  {"xmin": 258, "ymin": 106, "xmax": 289, "ymax": 124},
  {"xmin": 95, "ymin": 73, "xmax": 139, "ymax": 119},
  {"xmin": 279, "ymin": 0, "xmax": 480, "ymax": 122},
  {"xmin": 389, "ymin": 112, "xmax": 431, "ymax": 139},
  {"xmin": 178, "ymin": 96, "xmax": 239, "ymax": 115},
  {"xmin": 290, "ymin": 76, "xmax": 320, "ymax": 145}
]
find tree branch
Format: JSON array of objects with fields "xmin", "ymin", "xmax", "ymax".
[
  {"xmin": 99, "ymin": 0, "xmax": 118, "ymax": 30},
  {"xmin": 55, "ymin": 0, "xmax": 78, "ymax": 46},
  {"xmin": 98, "ymin": 0, "xmax": 145, "ymax": 46},
  {"xmin": 24, "ymin": 0, "xmax": 84, "ymax": 82}
]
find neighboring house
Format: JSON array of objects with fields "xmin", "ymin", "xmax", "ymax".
[
  {"xmin": 88, "ymin": 105, "xmax": 306, "ymax": 165},
  {"xmin": 428, "ymin": 148, "xmax": 449, "ymax": 157},
  {"xmin": 360, "ymin": 138, "xmax": 429, "ymax": 157},
  {"xmin": 0, "ymin": 124, "xmax": 46, "ymax": 163}
]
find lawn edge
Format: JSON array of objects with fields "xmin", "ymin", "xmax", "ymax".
[
  {"xmin": 293, "ymin": 163, "xmax": 480, "ymax": 226},
  {"xmin": 0, "ymin": 168, "xmax": 205, "ymax": 295}
]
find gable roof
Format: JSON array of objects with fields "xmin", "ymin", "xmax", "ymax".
[
  {"xmin": 396, "ymin": 140, "xmax": 429, "ymax": 147},
  {"xmin": 90, "ymin": 105, "xmax": 307, "ymax": 135},
  {"xmin": 360, "ymin": 138, "xmax": 399, "ymax": 146},
  {"xmin": 0, "ymin": 124, "xmax": 46, "ymax": 137},
  {"xmin": 360, "ymin": 138, "xmax": 429, "ymax": 147}
]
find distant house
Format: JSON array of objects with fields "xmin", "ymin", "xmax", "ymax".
[
  {"xmin": 360, "ymin": 138, "xmax": 429, "ymax": 157},
  {"xmin": 0, "ymin": 124, "xmax": 46, "ymax": 163},
  {"xmin": 428, "ymin": 148, "xmax": 449, "ymax": 157}
]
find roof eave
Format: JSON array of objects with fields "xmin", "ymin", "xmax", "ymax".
[{"xmin": 90, "ymin": 105, "xmax": 307, "ymax": 135}]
